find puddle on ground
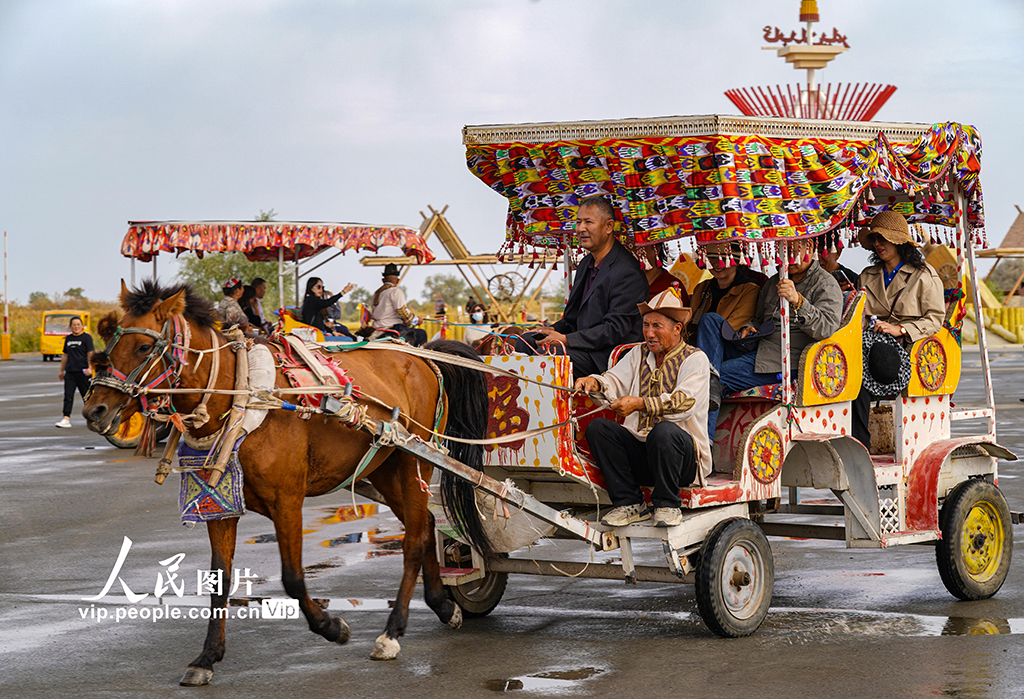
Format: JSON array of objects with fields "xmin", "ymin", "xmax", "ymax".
[
  {"xmin": 767, "ymin": 607, "xmax": 1024, "ymax": 638},
  {"xmin": 317, "ymin": 504, "xmax": 378, "ymax": 524},
  {"xmin": 485, "ymin": 667, "xmax": 605, "ymax": 693},
  {"xmin": 321, "ymin": 530, "xmax": 404, "ymax": 550}
]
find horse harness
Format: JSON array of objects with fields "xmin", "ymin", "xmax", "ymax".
[{"xmin": 91, "ymin": 314, "xmax": 227, "ymax": 427}]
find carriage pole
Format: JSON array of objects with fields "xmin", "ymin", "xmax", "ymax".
[
  {"xmin": 2, "ymin": 231, "xmax": 8, "ymax": 360},
  {"xmin": 780, "ymin": 240, "xmax": 792, "ymax": 407},
  {"xmin": 958, "ymin": 187, "xmax": 996, "ymax": 437},
  {"xmin": 278, "ymin": 247, "xmax": 285, "ymax": 309}
]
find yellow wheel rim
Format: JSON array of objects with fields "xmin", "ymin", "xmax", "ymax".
[
  {"xmin": 117, "ymin": 413, "xmax": 145, "ymax": 441},
  {"xmin": 961, "ymin": 501, "xmax": 1003, "ymax": 581}
]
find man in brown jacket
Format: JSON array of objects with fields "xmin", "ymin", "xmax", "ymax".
[{"xmin": 689, "ymin": 242, "xmax": 762, "ymax": 439}]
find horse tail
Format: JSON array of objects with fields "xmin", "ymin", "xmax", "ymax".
[{"xmin": 424, "ymin": 340, "xmax": 496, "ymax": 559}]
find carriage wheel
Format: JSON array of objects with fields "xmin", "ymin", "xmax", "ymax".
[
  {"xmin": 695, "ymin": 518, "xmax": 773, "ymax": 638},
  {"xmin": 103, "ymin": 413, "xmax": 173, "ymax": 449},
  {"xmin": 487, "ymin": 274, "xmax": 516, "ymax": 301},
  {"xmin": 447, "ymin": 568, "xmax": 508, "ymax": 618},
  {"xmin": 935, "ymin": 479, "xmax": 1012, "ymax": 600},
  {"xmin": 443, "ymin": 542, "xmax": 508, "ymax": 618}
]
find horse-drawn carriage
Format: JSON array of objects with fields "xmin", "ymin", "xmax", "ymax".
[
  {"xmin": 85, "ymin": 115, "xmax": 1017, "ymax": 686},
  {"xmin": 428, "ymin": 114, "xmax": 1016, "ymax": 634}
]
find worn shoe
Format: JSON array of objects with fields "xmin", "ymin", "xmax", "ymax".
[
  {"xmin": 653, "ymin": 507, "xmax": 683, "ymax": 527},
  {"xmin": 55, "ymin": 417, "xmax": 72, "ymax": 428},
  {"xmin": 600, "ymin": 503, "xmax": 651, "ymax": 527}
]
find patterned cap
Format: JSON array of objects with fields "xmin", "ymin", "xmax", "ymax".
[
  {"xmin": 223, "ymin": 277, "xmax": 242, "ymax": 290},
  {"xmin": 637, "ymin": 284, "xmax": 692, "ymax": 325}
]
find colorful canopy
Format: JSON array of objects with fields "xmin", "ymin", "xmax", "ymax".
[
  {"xmin": 464, "ymin": 116, "xmax": 984, "ymax": 250},
  {"xmin": 121, "ymin": 221, "xmax": 435, "ymax": 264}
]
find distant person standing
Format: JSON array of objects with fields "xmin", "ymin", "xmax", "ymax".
[{"xmin": 56, "ymin": 317, "xmax": 94, "ymax": 428}]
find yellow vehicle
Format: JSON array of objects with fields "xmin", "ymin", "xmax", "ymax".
[
  {"xmin": 105, "ymin": 412, "xmax": 172, "ymax": 449},
  {"xmin": 40, "ymin": 310, "xmax": 91, "ymax": 361}
]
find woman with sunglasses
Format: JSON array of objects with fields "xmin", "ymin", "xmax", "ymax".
[{"xmin": 301, "ymin": 277, "xmax": 356, "ymax": 340}]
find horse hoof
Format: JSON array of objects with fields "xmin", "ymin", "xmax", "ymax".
[
  {"xmin": 370, "ymin": 634, "xmax": 401, "ymax": 661},
  {"xmin": 179, "ymin": 666, "xmax": 214, "ymax": 686},
  {"xmin": 446, "ymin": 604, "xmax": 463, "ymax": 630},
  {"xmin": 330, "ymin": 615, "xmax": 351, "ymax": 645}
]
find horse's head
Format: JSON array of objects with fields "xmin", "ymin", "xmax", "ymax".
[{"xmin": 83, "ymin": 280, "xmax": 189, "ymax": 435}]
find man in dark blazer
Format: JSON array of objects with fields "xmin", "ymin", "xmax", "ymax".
[{"xmin": 516, "ymin": 196, "xmax": 648, "ymax": 377}]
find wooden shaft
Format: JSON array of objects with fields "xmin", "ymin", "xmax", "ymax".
[
  {"xmin": 206, "ymin": 341, "xmax": 250, "ymax": 488},
  {"xmin": 154, "ymin": 426, "xmax": 183, "ymax": 485}
]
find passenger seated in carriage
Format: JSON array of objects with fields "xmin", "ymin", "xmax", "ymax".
[
  {"xmin": 818, "ymin": 230, "xmax": 860, "ymax": 291},
  {"xmin": 513, "ymin": 196, "xmax": 648, "ymax": 378},
  {"xmin": 371, "ymin": 263, "xmax": 428, "ymax": 346},
  {"xmin": 687, "ymin": 241, "xmax": 763, "ymax": 438},
  {"xmin": 642, "ymin": 243, "xmax": 689, "ymax": 302},
  {"xmin": 851, "ymin": 211, "xmax": 945, "ymax": 450},
  {"xmin": 718, "ymin": 238, "xmax": 843, "ymax": 398},
  {"xmin": 301, "ymin": 277, "xmax": 357, "ymax": 340},
  {"xmin": 574, "ymin": 287, "xmax": 711, "ymax": 529}
]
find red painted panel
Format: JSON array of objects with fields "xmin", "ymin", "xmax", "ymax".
[{"xmin": 905, "ymin": 437, "xmax": 990, "ymax": 530}]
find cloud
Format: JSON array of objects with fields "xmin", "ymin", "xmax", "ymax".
[{"xmin": 0, "ymin": 0, "xmax": 1020, "ymax": 303}]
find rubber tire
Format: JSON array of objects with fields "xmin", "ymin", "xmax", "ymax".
[
  {"xmin": 104, "ymin": 414, "xmax": 173, "ymax": 449},
  {"xmin": 935, "ymin": 479, "xmax": 1012, "ymax": 601},
  {"xmin": 445, "ymin": 549, "xmax": 508, "ymax": 618},
  {"xmin": 695, "ymin": 518, "xmax": 774, "ymax": 638}
]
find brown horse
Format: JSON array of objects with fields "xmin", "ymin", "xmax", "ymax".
[{"xmin": 83, "ymin": 281, "xmax": 492, "ymax": 686}]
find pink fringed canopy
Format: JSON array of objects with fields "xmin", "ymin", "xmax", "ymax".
[{"xmin": 121, "ymin": 221, "xmax": 435, "ymax": 264}]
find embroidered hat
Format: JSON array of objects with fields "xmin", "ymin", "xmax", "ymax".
[
  {"xmin": 222, "ymin": 277, "xmax": 242, "ymax": 290},
  {"xmin": 637, "ymin": 284, "xmax": 692, "ymax": 325},
  {"xmin": 382, "ymin": 263, "xmax": 401, "ymax": 277},
  {"xmin": 857, "ymin": 210, "xmax": 919, "ymax": 249},
  {"xmin": 861, "ymin": 329, "xmax": 912, "ymax": 397}
]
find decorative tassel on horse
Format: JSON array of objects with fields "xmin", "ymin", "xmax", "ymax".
[{"xmin": 134, "ymin": 415, "xmax": 158, "ymax": 458}]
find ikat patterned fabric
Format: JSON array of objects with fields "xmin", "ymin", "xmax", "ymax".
[{"xmin": 466, "ymin": 122, "xmax": 984, "ymax": 250}]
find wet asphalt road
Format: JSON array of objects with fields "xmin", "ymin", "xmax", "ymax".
[{"xmin": 2, "ymin": 352, "xmax": 1024, "ymax": 698}]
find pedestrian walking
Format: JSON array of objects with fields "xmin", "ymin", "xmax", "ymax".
[{"xmin": 56, "ymin": 316, "xmax": 94, "ymax": 428}]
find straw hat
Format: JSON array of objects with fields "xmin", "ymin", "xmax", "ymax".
[
  {"xmin": 637, "ymin": 285, "xmax": 692, "ymax": 325},
  {"xmin": 857, "ymin": 210, "xmax": 918, "ymax": 249}
]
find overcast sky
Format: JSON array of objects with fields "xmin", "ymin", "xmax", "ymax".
[{"xmin": 1, "ymin": 0, "xmax": 1021, "ymax": 305}]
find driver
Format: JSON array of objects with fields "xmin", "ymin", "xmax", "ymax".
[
  {"xmin": 573, "ymin": 287, "xmax": 711, "ymax": 528},
  {"xmin": 514, "ymin": 196, "xmax": 648, "ymax": 378}
]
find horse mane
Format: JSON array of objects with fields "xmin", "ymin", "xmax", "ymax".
[{"xmin": 122, "ymin": 279, "xmax": 218, "ymax": 328}]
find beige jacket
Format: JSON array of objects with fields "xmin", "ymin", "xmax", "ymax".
[{"xmin": 860, "ymin": 263, "xmax": 945, "ymax": 343}]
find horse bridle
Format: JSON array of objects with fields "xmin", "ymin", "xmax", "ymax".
[{"xmin": 90, "ymin": 315, "xmax": 188, "ymax": 414}]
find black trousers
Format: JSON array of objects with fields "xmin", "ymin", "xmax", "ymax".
[
  {"xmin": 63, "ymin": 370, "xmax": 90, "ymax": 417},
  {"xmin": 585, "ymin": 417, "xmax": 697, "ymax": 509},
  {"xmin": 851, "ymin": 385, "xmax": 879, "ymax": 451},
  {"xmin": 513, "ymin": 332, "xmax": 601, "ymax": 380}
]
